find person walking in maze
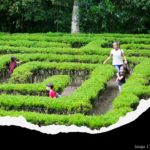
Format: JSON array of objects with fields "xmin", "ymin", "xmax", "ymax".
[
  {"xmin": 46, "ymin": 83, "xmax": 61, "ymax": 99},
  {"xmin": 103, "ymin": 41, "xmax": 128, "ymax": 72},
  {"xmin": 116, "ymin": 65, "xmax": 126, "ymax": 92},
  {"xmin": 8, "ymin": 56, "xmax": 21, "ymax": 76}
]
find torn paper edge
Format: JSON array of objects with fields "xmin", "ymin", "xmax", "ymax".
[{"xmin": 0, "ymin": 98, "xmax": 150, "ymax": 134}]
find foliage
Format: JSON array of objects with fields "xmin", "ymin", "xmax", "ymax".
[
  {"xmin": 0, "ymin": 0, "xmax": 150, "ymax": 33},
  {"xmin": 0, "ymin": 33, "xmax": 149, "ymax": 129}
]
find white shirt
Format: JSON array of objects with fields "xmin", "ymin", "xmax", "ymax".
[{"xmin": 111, "ymin": 49, "xmax": 124, "ymax": 65}]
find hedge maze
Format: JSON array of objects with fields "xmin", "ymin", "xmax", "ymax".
[{"xmin": 0, "ymin": 32, "xmax": 150, "ymax": 129}]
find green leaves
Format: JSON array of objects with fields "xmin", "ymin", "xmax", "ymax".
[
  {"xmin": 113, "ymin": 94, "xmax": 139, "ymax": 108},
  {"xmin": 9, "ymin": 62, "xmax": 97, "ymax": 83},
  {"xmin": 0, "ymin": 75, "xmax": 71, "ymax": 95},
  {"xmin": 0, "ymin": 64, "xmax": 115, "ymax": 114},
  {"xmin": 0, "ymin": 33, "xmax": 149, "ymax": 129},
  {"xmin": 112, "ymin": 59, "xmax": 150, "ymax": 111}
]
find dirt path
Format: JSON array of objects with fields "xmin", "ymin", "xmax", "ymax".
[
  {"xmin": 90, "ymin": 77, "xmax": 119, "ymax": 115},
  {"xmin": 61, "ymin": 86, "xmax": 78, "ymax": 96},
  {"xmin": 61, "ymin": 79, "xmax": 84, "ymax": 96},
  {"xmin": 61, "ymin": 77, "xmax": 119, "ymax": 115}
]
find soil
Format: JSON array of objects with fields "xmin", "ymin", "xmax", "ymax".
[
  {"xmin": 61, "ymin": 86, "xmax": 78, "ymax": 96},
  {"xmin": 89, "ymin": 77, "xmax": 119, "ymax": 115},
  {"xmin": 61, "ymin": 77, "xmax": 119, "ymax": 115},
  {"xmin": 0, "ymin": 70, "xmax": 120, "ymax": 116}
]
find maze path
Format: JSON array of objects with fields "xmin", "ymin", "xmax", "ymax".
[
  {"xmin": 90, "ymin": 77, "xmax": 119, "ymax": 115},
  {"xmin": 62, "ymin": 86, "xmax": 78, "ymax": 97},
  {"xmin": 0, "ymin": 64, "xmax": 115, "ymax": 114}
]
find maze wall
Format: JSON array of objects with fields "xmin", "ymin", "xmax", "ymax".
[{"xmin": 0, "ymin": 32, "xmax": 150, "ymax": 129}]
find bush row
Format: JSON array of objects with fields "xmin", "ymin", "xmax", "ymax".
[
  {"xmin": 121, "ymin": 44, "xmax": 150, "ymax": 50},
  {"xmin": 0, "ymin": 54, "xmax": 144, "ymax": 77},
  {"xmin": 0, "ymin": 106, "xmax": 133, "ymax": 129},
  {"xmin": 0, "ymin": 45, "xmax": 150, "ymax": 59},
  {"xmin": 10, "ymin": 62, "xmax": 97, "ymax": 83},
  {"xmin": 0, "ymin": 75, "xmax": 71, "ymax": 96},
  {"xmin": 113, "ymin": 59, "xmax": 150, "ymax": 109},
  {"xmin": 0, "ymin": 65, "xmax": 115, "ymax": 114},
  {"xmin": 1, "ymin": 32, "xmax": 150, "ymax": 40},
  {"xmin": 0, "ymin": 45, "xmax": 101, "ymax": 55},
  {"xmin": 0, "ymin": 53, "xmax": 105, "ymax": 70},
  {"xmin": 98, "ymin": 47, "xmax": 150, "ymax": 58},
  {"xmin": 0, "ymin": 40, "xmax": 71, "ymax": 48},
  {"xmin": 103, "ymin": 37, "xmax": 150, "ymax": 46},
  {"xmin": 0, "ymin": 34, "xmax": 92, "ymax": 44}
]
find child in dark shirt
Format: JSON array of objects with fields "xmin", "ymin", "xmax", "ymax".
[{"xmin": 116, "ymin": 66, "xmax": 126, "ymax": 92}]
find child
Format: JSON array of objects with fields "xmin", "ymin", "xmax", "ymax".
[
  {"xmin": 122, "ymin": 63, "xmax": 131, "ymax": 76},
  {"xmin": 103, "ymin": 41, "xmax": 127, "ymax": 72},
  {"xmin": 8, "ymin": 56, "xmax": 22, "ymax": 76},
  {"xmin": 46, "ymin": 83, "xmax": 61, "ymax": 99},
  {"xmin": 116, "ymin": 66, "xmax": 126, "ymax": 92}
]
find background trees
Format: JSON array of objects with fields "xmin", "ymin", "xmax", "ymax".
[{"xmin": 0, "ymin": 0, "xmax": 149, "ymax": 33}]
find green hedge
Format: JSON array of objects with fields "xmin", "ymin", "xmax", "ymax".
[
  {"xmin": 0, "ymin": 33, "xmax": 150, "ymax": 129},
  {"xmin": 103, "ymin": 37, "xmax": 150, "ymax": 45},
  {"xmin": 0, "ymin": 40, "xmax": 71, "ymax": 48},
  {"xmin": 0, "ymin": 34, "xmax": 92, "ymax": 44},
  {"xmin": 0, "ymin": 64, "xmax": 115, "ymax": 114},
  {"xmin": 0, "ymin": 45, "xmax": 104, "ymax": 55},
  {"xmin": 0, "ymin": 75, "xmax": 71, "ymax": 95},
  {"xmin": 0, "ymin": 106, "xmax": 132, "ymax": 129},
  {"xmin": 122, "ymin": 44, "xmax": 150, "ymax": 50},
  {"xmin": 0, "ymin": 53, "xmax": 105, "ymax": 69},
  {"xmin": 113, "ymin": 60, "xmax": 150, "ymax": 109},
  {"xmin": 10, "ymin": 62, "xmax": 97, "ymax": 83}
]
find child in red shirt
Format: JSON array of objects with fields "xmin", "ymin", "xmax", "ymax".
[
  {"xmin": 8, "ymin": 56, "xmax": 22, "ymax": 76},
  {"xmin": 46, "ymin": 83, "xmax": 57, "ymax": 99},
  {"xmin": 8, "ymin": 56, "xmax": 17, "ymax": 76}
]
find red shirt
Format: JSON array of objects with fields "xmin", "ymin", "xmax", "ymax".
[
  {"xmin": 49, "ymin": 90, "xmax": 57, "ymax": 98},
  {"xmin": 9, "ymin": 61, "xmax": 17, "ymax": 75}
]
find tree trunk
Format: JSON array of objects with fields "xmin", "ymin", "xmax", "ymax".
[{"xmin": 71, "ymin": 0, "xmax": 80, "ymax": 34}]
